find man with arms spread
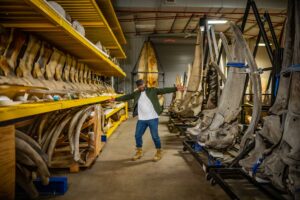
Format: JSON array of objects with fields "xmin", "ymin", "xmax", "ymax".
[{"xmin": 113, "ymin": 79, "xmax": 184, "ymax": 161}]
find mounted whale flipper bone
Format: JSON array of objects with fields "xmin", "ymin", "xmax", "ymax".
[
  {"xmin": 230, "ymin": 22, "xmax": 262, "ymax": 149},
  {"xmin": 54, "ymin": 53, "xmax": 66, "ymax": 81},
  {"xmin": 188, "ymin": 25, "xmax": 249, "ymax": 149},
  {"xmin": 78, "ymin": 62, "xmax": 84, "ymax": 83},
  {"xmin": 0, "ymin": 26, "xmax": 10, "ymax": 56},
  {"xmin": 240, "ymin": 1, "xmax": 300, "ymax": 195},
  {"xmin": 205, "ymin": 26, "xmax": 225, "ymax": 109},
  {"xmin": 44, "ymin": 48, "xmax": 66, "ymax": 90},
  {"xmin": 170, "ymin": 75, "xmax": 184, "ymax": 111},
  {"xmin": 87, "ymin": 68, "xmax": 91, "ymax": 84},
  {"xmin": 205, "ymin": 64, "xmax": 219, "ymax": 109},
  {"xmin": 17, "ymin": 35, "xmax": 41, "ymax": 78},
  {"xmin": 62, "ymin": 54, "xmax": 72, "ymax": 82},
  {"xmin": 70, "ymin": 57, "xmax": 77, "ymax": 83},
  {"xmin": 45, "ymin": 48, "xmax": 62, "ymax": 80},
  {"xmin": 74, "ymin": 61, "xmax": 80, "ymax": 83},
  {"xmin": 82, "ymin": 64, "xmax": 91, "ymax": 91},
  {"xmin": 16, "ymin": 35, "xmax": 42, "ymax": 87},
  {"xmin": 186, "ymin": 30, "xmax": 235, "ymax": 135},
  {"xmin": 33, "ymin": 42, "xmax": 53, "ymax": 79},
  {"xmin": 205, "ymin": 23, "xmax": 261, "ymax": 148},
  {"xmin": 176, "ymin": 30, "xmax": 203, "ymax": 117},
  {"xmin": 0, "ymin": 29, "xmax": 26, "ymax": 77},
  {"xmin": 83, "ymin": 64, "xmax": 88, "ymax": 84}
]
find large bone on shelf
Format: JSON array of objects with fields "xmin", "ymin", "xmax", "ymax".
[
  {"xmin": 0, "ymin": 27, "xmax": 118, "ymax": 108},
  {"xmin": 0, "ymin": 0, "xmax": 126, "ymax": 76}
]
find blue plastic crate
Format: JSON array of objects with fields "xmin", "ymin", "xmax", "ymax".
[
  {"xmin": 33, "ymin": 176, "xmax": 68, "ymax": 196},
  {"xmin": 101, "ymin": 135, "xmax": 107, "ymax": 142}
]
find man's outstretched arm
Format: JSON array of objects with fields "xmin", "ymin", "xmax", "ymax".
[
  {"xmin": 156, "ymin": 87, "xmax": 177, "ymax": 95},
  {"xmin": 114, "ymin": 92, "xmax": 135, "ymax": 101},
  {"xmin": 156, "ymin": 85, "xmax": 185, "ymax": 95}
]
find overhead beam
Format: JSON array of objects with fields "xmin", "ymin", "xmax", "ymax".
[
  {"xmin": 154, "ymin": 12, "xmax": 157, "ymax": 34},
  {"xmin": 169, "ymin": 14, "xmax": 177, "ymax": 33},
  {"xmin": 133, "ymin": 14, "xmax": 139, "ymax": 35},
  {"xmin": 192, "ymin": 17, "xmax": 199, "ymax": 33},
  {"xmin": 114, "ymin": 0, "xmax": 287, "ymax": 11},
  {"xmin": 182, "ymin": 14, "xmax": 193, "ymax": 33},
  {"xmin": 116, "ymin": 9, "xmax": 286, "ymax": 17},
  {"xmin": 118, "ymin": 15, "xmax": 283, "ymax": 24},
  {"xmin": 248, "ymin": 22, "xmax": 284, "ymax": 39},
  {"xmin": 124, "ymin": 29, "xmax": 260, "ymax": 37}
]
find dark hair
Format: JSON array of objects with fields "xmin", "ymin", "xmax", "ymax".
[{"xmin": 135, "ymin": 79, "xmax": 144, "ymax": 86}]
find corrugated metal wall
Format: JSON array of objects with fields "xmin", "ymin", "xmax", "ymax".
[{"xmin": 154, "ymin": 42, "xmax": 194, "ymax": 105}]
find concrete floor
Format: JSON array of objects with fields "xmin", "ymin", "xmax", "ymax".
[{"xmin": 53, "ymin": 115, "xmax": 229, "ymax": 200}]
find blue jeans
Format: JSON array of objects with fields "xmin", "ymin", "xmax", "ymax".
[{"xmin": 135, "ymin": 118, "xmax": 161, "ymax": 149}]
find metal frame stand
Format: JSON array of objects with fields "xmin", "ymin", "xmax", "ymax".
[
  {"xmin": 209, "ymin": 168, "xmax": 287, "ymax": 200},
  {"xmin": 179, "ymin": 2, "xmax": 288, "ymax": 200},
  {"xmin": 182, "ymin": 139, "xmax": 224, "ymax": 174},
  {"xmin": 203, "ymin": 1, "xmax": 287, "ymax": 199},
  {"xmin": 239, "ymin": 0, "xmax": 283, "ymax": 124}
]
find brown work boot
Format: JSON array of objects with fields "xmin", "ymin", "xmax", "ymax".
[
  {"xmin": 153, "ymin": 149, "xmax": 162, "ymax": 162},
  {"xmin": 132, "ymin": 148, "xmax": 143, "ymax": 161}
]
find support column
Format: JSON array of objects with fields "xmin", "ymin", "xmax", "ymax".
[{"xmin": 0, "ymin": 125, "xmax": 15, "ymax": 200}]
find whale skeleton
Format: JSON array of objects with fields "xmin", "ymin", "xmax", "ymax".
[{"xmin": 187, "ymin": 22, "xmax": 262, "ymax": 152}]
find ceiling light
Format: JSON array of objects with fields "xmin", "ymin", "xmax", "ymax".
[
  {"xmin": 207, "ymin": 20, "xmax": 228, "ymax": 24},
  {"xmin": 258, "ymin": 43, "xmax": 272, "ymax": 46}
]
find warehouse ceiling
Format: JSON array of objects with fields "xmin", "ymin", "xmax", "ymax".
[{"xmin": 113, "ymin": 0, "xmax": 287, "ymax": 40}]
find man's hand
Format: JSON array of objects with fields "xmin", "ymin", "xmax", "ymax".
[
  {"xmin": 176, "ymin": 85, "xmax": 185, "ymax": 92},
  {"xmin": 109, "ymin": 97, "xmax": 115, "ymax": 102}
]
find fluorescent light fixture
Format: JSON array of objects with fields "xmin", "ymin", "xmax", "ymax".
[
  {"xmin": 207, "ymin": 20, "xmax": 228, "ymax": 24},
  {"xmin": 258, "ymin": 43, "xmax": 272, "ymax": 46}
]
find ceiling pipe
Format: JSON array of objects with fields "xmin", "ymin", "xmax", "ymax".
[
  {"xmin": 113, "ymin": 0, "xmax": 287, "ymax": 10},
  {"xmin": 119, "ymin": 15, "xmax": 284, "ymax": 25},
  {"xmin": 123, "ymin": 29, "xmax": 263, "ymax": 38},
  {"xmin": 116, "ymin": 9, "xmax": 286, "ymax": 16}
]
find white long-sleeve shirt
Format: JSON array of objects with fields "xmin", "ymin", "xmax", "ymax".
[{"xmin": 137, "ymin": 91, "xmax": 159, "ymax": 120}]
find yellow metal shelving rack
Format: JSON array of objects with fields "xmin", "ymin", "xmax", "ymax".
[
  {"xmin": 96, "ymin": 0, "xmax": 127, "ymax": 45},
  {"xmin": 104, "ymin": 102, "xmax": 128, "ymax": 138},
  {"xmin": 0, "ymin": 0, "xmax": 129, "ymax": 121},
  {"xmin": 54, "ymin": 0, "xmax": 126, "ymax": 58},
  {"xmin": 0, "ymin": 96, "xmax": 113, "ymax": 122},
  {"xmin": 0, "ymin": 1, "xmax": 128, "ymax": 198}
]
